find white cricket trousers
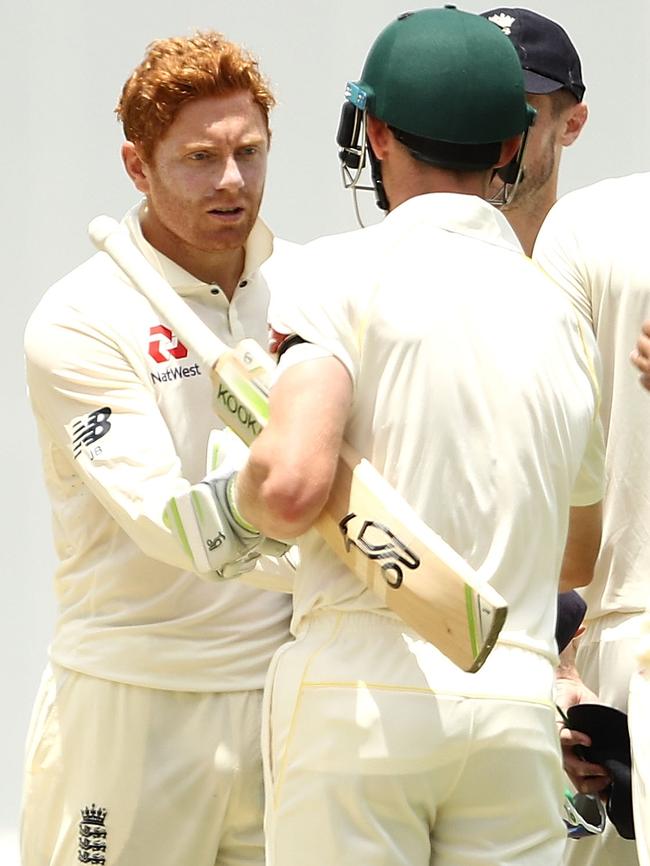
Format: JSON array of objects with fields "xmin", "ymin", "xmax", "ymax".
[
  {"xmin": 263, "ymin": 611, "xmax": 566, "ymax": 866},
  {"xmin": 564, "ymin": 612, "xmax": 643, "ymax": 866},
  {"xmin": 21, "ymin": 663, "xmax": 266, "ymax": 866},
  {"xmin": 629, "ymin": 667, "xmax": 650, "ymax": 866}
]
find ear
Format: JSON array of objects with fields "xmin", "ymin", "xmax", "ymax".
[
  {"xmin": 560, "ymin": 102, "xmax": 588, "ymax": 147},
  {"xmin": 494, "ymin": 135, "xmax": 522, "ymax": 168},
  {"xmin": 365, "ymin": 114, "xmax": 392, "ymax": 160},
  {"xmin": 121, "ymin": 141, "xmax": 150, "ymax": 195}
]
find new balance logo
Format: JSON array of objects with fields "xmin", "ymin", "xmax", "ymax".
[
  {"xmin": 148, "ymin": 325, "xmax": 188, "ymax": 363},
  {"xmin": 72, "ymin": 408, "xmax": 112, "ymax": 459}
]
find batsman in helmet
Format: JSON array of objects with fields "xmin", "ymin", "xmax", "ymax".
[{"xmin": 233, "ymin": 7, "xmax": 605, "ymax": 866}]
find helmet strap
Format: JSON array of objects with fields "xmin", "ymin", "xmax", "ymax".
[
  {"xmin": 488, "ymin": 124, "xmax": 531, "ymax": 209},
  {"xmin": 367, "ymin": 142, "xmax": 389, "ymax": 213}
]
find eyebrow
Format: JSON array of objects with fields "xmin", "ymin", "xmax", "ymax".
[{"xmin": 181, "ymin": 136, "xmax": 265, "ymax": 154}]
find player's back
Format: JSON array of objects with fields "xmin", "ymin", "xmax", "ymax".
[{"xmin": 286, "ymin": 193, "xmax": 602, "ymax": 660}]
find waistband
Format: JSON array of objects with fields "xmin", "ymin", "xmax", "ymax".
[{"xmin": 297, "ymin": 610, "xmax": 556, "ymax": 705}]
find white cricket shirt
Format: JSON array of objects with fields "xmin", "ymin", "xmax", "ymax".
[
  {"xmin": 272, "ymin": 192, "xmax": 604, "ymax": 660},
  {"xmin": 535, "ymin": 174, "xmax": 650, "ymax": 642},
  {"xmin": 25, "ymin": 202, "xmax": 293, "ymax": 691}
]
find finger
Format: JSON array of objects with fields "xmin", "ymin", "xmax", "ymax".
[
  {"xmin": 574, "ymin": 777, "xmax": 612, "ymax": 796},
  {"xmin": 559, "ymin": 728, "xmax": 592, "ymax": 748},
  {"xmin": 635, "ymin": 334, "xmax": 650, "ymax": 363},
  {"xmin": 630, "ymin": 347, "xmax": 650, "ymax": 372},
  {"xmin": 564, "ymin": 756, "xmax": 609, "ymax": 778}
]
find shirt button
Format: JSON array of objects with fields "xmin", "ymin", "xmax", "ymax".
[
  {"xmin": 239, "ymin": 280, "xmax": 248, "ymax": 288},
  {"xmin": 210, "ymin": 287, "xmax": 220, "ymax": 295}
]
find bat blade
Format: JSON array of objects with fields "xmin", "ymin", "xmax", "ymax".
[
  {"xmin": 212, "ymin": 340, "xmax": 273, "ymax": 444},
  {"xmin": 318, "ymin": 445, "xmax": 507, "ymax": 671},
  {"xmin": 89, "ymin": 215, "xmax": 508, "ymax": 671}
]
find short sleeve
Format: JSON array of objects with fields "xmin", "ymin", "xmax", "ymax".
[
  {"xmin": 267, "ymin": 233, "xmax": 376, "ymax": 389},
  {"xmin": 534, "ymin": 197, "xmax": 595, "ymax": 335}
]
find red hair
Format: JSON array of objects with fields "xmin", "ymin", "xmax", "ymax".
[{"xmin": 116, "ymin": 31, "xmax": 275, "ymax": 159}]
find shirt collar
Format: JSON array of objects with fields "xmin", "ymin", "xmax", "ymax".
[
  {"xmin": 382, "ymin": 192, "xmax": 524, "ymax": 254},
  {"xmin": 122, "ymin": 200, "xmax": 275, "ymax": 297}
]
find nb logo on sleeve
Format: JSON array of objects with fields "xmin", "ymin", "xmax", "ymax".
[{"xmin": 71, "ymin": 407, "xmax": 112, "ymax": 459}]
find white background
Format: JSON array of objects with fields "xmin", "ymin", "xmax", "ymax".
[{"xmin": 3, "ymin": 0, "xmax": 649, "ymax": 859}]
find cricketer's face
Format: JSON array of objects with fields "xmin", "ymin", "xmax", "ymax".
[{"xmin": 137, "ymin": 91, "xmax": 269, "ymax": 259}]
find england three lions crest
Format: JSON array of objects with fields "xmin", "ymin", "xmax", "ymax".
[{"xmin": 78, "ymin": 803, "xmax": 108, "ymax": 865}]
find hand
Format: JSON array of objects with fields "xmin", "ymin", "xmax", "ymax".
[
  {"xmin": 554, "ymin": 661, "xmax": 611, "ymax": 795},
  {"xmin": 630, "ymin": 319, "xmax": 650, "ymax": 391},
  {"xmin": 555, "ymin": 671, "xmax": 599, "ymax": 717},
  {"xmin": 164, "ymin": 428, "xmax": 290, "ymax": 579},
  {"xmin": 559, "ymin": 726, "xmax": 611, "ymax": 795}
]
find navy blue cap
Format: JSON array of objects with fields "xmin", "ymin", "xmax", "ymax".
[
  {"xmin": 481, "ymin": 8, "xmax": 585, "ymax": 101},
  {"xmin": 556, "ymin": 590, "xmax": 587, "ymax": 654}
]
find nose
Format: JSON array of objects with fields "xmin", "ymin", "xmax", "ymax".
[{"xmin": 215, "ymin": 154, "xmax": 245, "ymax": 191}]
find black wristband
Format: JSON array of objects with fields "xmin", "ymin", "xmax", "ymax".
[{"xmin": 276, "ymin": 333, "xmax": 308, "ymax": 362}]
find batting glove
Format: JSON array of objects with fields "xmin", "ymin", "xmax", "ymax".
[{"xmin": 164, "ymin": 428, "xmax": 289, "ymax": 579}]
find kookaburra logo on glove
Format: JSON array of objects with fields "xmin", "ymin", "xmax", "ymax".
[
  {"xmin": 163, "ymin": 428, "xmax": 290, "ymax": 580},
  {"xmin": 206, "ymin": 532, "xmax": 226, "ymax": 552}
]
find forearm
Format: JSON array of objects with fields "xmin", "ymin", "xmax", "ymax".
[
  {"xmin": 556, "ymin": 639, "xmax": 580, "ymax": 682},
  {"xmin": 41, "ymin": 411, "xmax": 197, "ymax": 572},
  {"xmin": 559, "ymin": 502, "xmax": 602, "ymax": 591},
  {"xmin": 555, "ymin": 639, "xmax": 610, "ymax": 793},
  {"xmin": 236, "ymin": 356, "xmax": 353, "ymax": 539},
  {"xmin": 26, "ymin": 326, "xmax": 199, "ymax": 572},
  {"xmin": 555, "ymin": 638, "xmax": 599, "ymax": 711},
  {"xmin": 236, "ymin": 431, "xmax": 334, "ymax": 539}
]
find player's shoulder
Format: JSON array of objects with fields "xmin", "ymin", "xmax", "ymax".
[
  {"xmin": 266, "ymin": 225, "xmax": 380, "ymax": 338},
  {"xmin": 268, "ymin": 224, "xmax": 375, "ymax": 265},
  {"xmin": 305, "ymin": 223, "xmax": 380, "ymax": 261},
  {"xmin": 259, "ymin": 236, "xmax": 303, "ymax": 281},
  {"xmin": 25, "ymin": 252, "xmax": 128, "ymax": 353},
  {"xmin": 265, "ymin": 225, "xmax": 378, "ymax": 303},
  {"xmin": 537, "ymin": 173, "xmax": 650, "ymax": 265},
  {"xmin": 269, "ymin": 236, "xmax": 302, "ymax": 257},
  {"xmin": 303, "ymin": 225, "xmax": 382, "ymax": 292},
  {"xmin": 499, "ymin": 242, "xmax": 577, "ymax": 311},
  {"xmin": 549, "ymin": 172, "xmax": 650, "ymax": 222}
]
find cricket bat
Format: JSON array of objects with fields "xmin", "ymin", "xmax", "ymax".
[{"xmin": 88, "ymin": 215, "xmax": 507, "ymax": 672}]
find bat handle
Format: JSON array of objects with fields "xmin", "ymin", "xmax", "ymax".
[{"xmin": 88, "ymin": 215, "xmax": 222, "ymax": 371}]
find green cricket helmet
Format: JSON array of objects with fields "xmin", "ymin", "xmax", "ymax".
[{"xmin": 337, "ymin": 6, "xmax": 535, "ymax": 215}]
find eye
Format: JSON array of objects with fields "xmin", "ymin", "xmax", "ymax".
[
  {"xmin": 239, "ymin": 145, "xmax": 259, "ymax": 157},
  {"xmin": 188, "ymin": 151, "xmax": 211, "ymax": 161}
]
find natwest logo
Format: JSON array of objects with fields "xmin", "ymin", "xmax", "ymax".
[{"xmin": 148, "ymin": 325, "xmax": 188, "ymax": 364}]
